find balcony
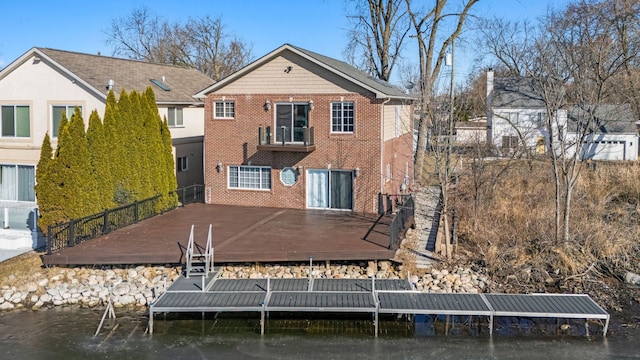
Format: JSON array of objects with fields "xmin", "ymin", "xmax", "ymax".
[{"xmin": 257, "ymin": 126, "xmax": 316, "ymax": 152}]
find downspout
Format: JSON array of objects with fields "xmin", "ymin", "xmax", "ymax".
[{"xmin": 380, "ymin": 97, "xmax": 391, "ymax": 196}]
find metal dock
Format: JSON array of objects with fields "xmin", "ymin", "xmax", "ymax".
[{"xmin": 149, "ymin": 275, "xmax": 610, "ymax": 336}]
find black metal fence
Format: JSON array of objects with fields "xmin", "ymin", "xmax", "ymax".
[
  {"xmin": 46, "ymin": 185, "xmax": 205, "ymax": 254},
  {"xmin": 380, "ymin": 193, "xmax": 415, "ymax": 250}
]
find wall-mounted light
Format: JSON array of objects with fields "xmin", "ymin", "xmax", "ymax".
[
  {"xmin": 264, "ymin": 99, "xmax": 271, "ymax": 111},
  {"xmin": 327, "ymin": 163, "xmax": 331, "ymax": 170},
  {"xmin": 354, "ymin": 167, "xmax": 360, "ymax": 177},
  {"xmin": 106, "ymin": 79, "xmax": 114, "ymax": 91},
  {"xmin": 309, "ymin": 99, "xmax": 314, "ymax": 111},
  {"xmin": 216, "ymin": 162, "xmax": 223, "ymax": 173},
  {"xmin": 32, "ymin": 56, "xmax": 41, "ymax": 64},
  {"xmin": 296, "ymin": 165, "xmax": 303, "ymax": 175},
  {"xmin": 284, "ymin": 66, "xmax": 292, "ymax": 73}
]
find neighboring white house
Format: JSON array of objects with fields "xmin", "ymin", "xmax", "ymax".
[
  {"xmin": 486, "ymin": 71, "xmax": 567, "ymax": 155},
  {"xmin": 487, "ymin": 70, "xmax": 638, "ymax": 160},
  {"xmin": 0, "ymin": 47, "xmax": 213, "ymax": 248},
  {"xmin": 455, "ymin": 117, "xmax": 487, "ymax": 145}
]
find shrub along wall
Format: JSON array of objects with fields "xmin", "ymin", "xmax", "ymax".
[{"xmin": 36, "ymin": 88, "xmax": 177, "ymax": 232}]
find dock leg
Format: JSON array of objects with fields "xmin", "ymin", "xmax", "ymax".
[
  {"xmin": 261, "ymin": 306, "xmax": 265, "ymax": 335},
  {"xmin": 585, "ymin": 320, "xmax": 589, "ymax": 337},
  {"xmin": 149, "ymin": 310, "xmax": 154, "ymax": 334},
  {"xmin": 489, "ymin": 315, "xmax": 494, "ymax": 336},
  {"xmin": 603, "ymin": 317, "xmax": 609, "ymax": 337},
  {"xmin": 374, "ymin": 311, "xmax": 379, "ymax": 337}
]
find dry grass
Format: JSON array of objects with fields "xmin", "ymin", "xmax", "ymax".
[
  {"xmin": 0, "ymin": 251, "xmax": 46, "ymax": 288},
  {"xmin": 452, "ymin": 159, "xmax": 640, "ymax": 291}
]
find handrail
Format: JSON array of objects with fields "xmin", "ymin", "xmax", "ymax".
[
  {"xmin": 46, "ymin": 185, "xmax": 205, "ymax": 255},
  {"xmin": 185, "ymin": 225, "xmax": 195, "ymax": 278},
  {"xmin": 204, "ymin": 224, "xmax": 213, "ymax": 275}
]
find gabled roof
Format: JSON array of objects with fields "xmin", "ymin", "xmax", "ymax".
[
  {"xmin": 491, "ymin": 77, "xmax": 546, "ymax": 108},
  {"xmin": 568, "ymin": 104, "xmax": 638, "ymax": 134},
  {"xmin": 194, "ymin": 43, "xmax": 414, "ymax": 100},
  {"xmin": 0, "ymin": 47, "xmax": 214, "ymax": 104}
]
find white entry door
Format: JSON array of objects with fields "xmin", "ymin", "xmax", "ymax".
[{"xmin": 306, "ymin": 169, "xmax": 353, "ymax": 210}]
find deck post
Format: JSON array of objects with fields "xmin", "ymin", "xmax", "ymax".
[{"xmin": 603, "ymin": 316, "xmax": 609, "ymax": 336}]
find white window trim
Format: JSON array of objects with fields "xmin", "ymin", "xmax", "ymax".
[
  {"xmin": 279, "ymin": 167, "xmax": 298, "ymax": 186},
  {"xmin": 177, "ymin": 156, "xmax": 188, "ymax": 172},
  {"xmin": 227, "ymin": 165, "xmax": 271, "ymax": 191},
  {"xmin": 168, "ymin": 107, "xmax": 184, "ymax": 127},
  {"xmin": 214, "ymin": 100, "xmax": 235, "ymax": 119},
  {"xmin": 330, "ymin": 101, "xmax": 355, "ymax": 134}
]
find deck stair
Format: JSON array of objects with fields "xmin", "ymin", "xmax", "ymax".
[{"xmin": 185, "ymin": 224, "xmax": 214, "ymax": 278}]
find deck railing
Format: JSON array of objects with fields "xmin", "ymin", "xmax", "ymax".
[
  {"xmin": 382, "ymin": 193, "xmax": 415, "ymax": 250},
  {"xmin": 46, "ymin": 185, "xmax": 205, "ymax": 254}
]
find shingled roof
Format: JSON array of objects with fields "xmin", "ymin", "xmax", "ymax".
[
  {"xmin": 196, "ymin": 43, "xmax": 414, "ymax": 100},
  {"xmin": 491, "ymin": 77, "xmax": 546, "ymax": 108},
  {"xmin": 1, "ymin": 47, "xmax": 214, "ymax": 104},
  {"xmin": 568, "ymin": 104, "xmax": 638, "ymax": 134}
]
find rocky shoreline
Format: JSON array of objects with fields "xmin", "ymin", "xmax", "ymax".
[{"xmin": 0, "ymin": 260, "xmax": 488, "ymax": 311}]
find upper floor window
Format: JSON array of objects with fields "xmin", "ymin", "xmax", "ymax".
[
  {"xmin": 1, "ymin": 105, "xmax": 30, "ymax": 138},
  {"xmin": 228, "ymin": 165, "xmax": 271, "ymax": 190},
  {"xmin": 52, "ymin": 105, "xmax": 81, "ymax": 138},
  {"xmin": 331, "ymin": 102, "xmax": 354, "ymax": 133},
  {"xmin": 168, "ymin": 107, "xmax": 183, "ymax": 127},
  {"xmin": 501, "ymin": 112, "xmax": 519, "ymax": 125},
  {"xmin": 214, "ymin": 101, "xmax": 235, "ymax": 119}
]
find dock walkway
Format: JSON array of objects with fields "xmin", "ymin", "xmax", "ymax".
[{"xmin": 149, "ymin": 273, "xmax": 610, "ymax": 336}]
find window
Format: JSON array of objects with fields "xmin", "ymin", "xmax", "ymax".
[
  {"xmin": 1, "ymin": 105, "xmax": 30, "ymax": 138},
  {"xmin": 0, "ymin": 164, "xmax": 35, "ymax": 201},
  {"xmin": 176, "ymin": 156, "xmax": 188, "ymax": 172},
  {"xmin": 331, "ymin": 102, "xmax": 354, "ymax": 133},
  {"xmin": 214, "ymin": 101, "xmax": 235, "ymax": 119},
  {"xmin": 280, "ymin": 167, "xmax": 297, "ymax": 186},
  {"xmin": 228, "ymin": 166, "xmax": 271, "ymax": 190},
  {"xmin": 505, "ymin": 112, "xmax": 519, "ymax": 124},
  {"xmin": 501, "ymin": 135, "xmax": 519, "ymax": 148},
  {"xmin": 168, "ymin": 107, "xmax": 183, "ymax": 127},
  {"xmin": 52, "ymin": 105, "xmax": 81, "ymax": 137}
]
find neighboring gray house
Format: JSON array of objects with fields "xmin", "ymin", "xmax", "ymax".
[
  {"xmin": 569, "ymin": 104, "xmax": 639, "ymax": 161},
  {"xmin": 0, "ymin": 47, "xmax": 213, "ymax": 249}
]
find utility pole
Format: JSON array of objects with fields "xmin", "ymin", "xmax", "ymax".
[{"xmin": 443, "ymin": 38, "xmax": 455, "ymax": 259}]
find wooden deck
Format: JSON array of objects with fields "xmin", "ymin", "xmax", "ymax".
[{"xmin": 42, "ymin": 203, "xmax": 396, "ymax": 266}]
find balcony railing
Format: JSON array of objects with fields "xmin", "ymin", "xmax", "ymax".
[{"xmin": 257, "ymin": 126, "xmax": 315, "ymax": 152}]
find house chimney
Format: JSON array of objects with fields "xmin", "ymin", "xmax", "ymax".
[{"xmin": 486, "ymin": 69, "xmax": 494, "ymax": 100}]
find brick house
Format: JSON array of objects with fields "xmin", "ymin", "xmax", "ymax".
[{"xmin": 195, "ymin": 44, "xmax": 415, "ymax": 213}]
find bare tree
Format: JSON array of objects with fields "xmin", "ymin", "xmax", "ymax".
[
  {"xmin": 478, "ymin": 17, "xmax": 538, "ymax": 77},
  {"xmin": 105, "ymin": 7, "xmax": 252, "ymax": 80},
  {"xmin": 345, "ymin": 0, "xmax": 411, "ymax": 81},
  {"xmin": 408, "ymin": 0, "xmax": 479, "ymax": 258},
  {"xmin": 532, "ymin": 0, "xmax": 638, "ymax": 244}
]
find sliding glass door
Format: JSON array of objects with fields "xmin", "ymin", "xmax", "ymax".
[
  {"xmin": 275, "ymin": 103, "xmax": 309, "ymax": 143},
  {"xmin": 306, "ymin": 169, "xmax": 353, "ymax": 210}
]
